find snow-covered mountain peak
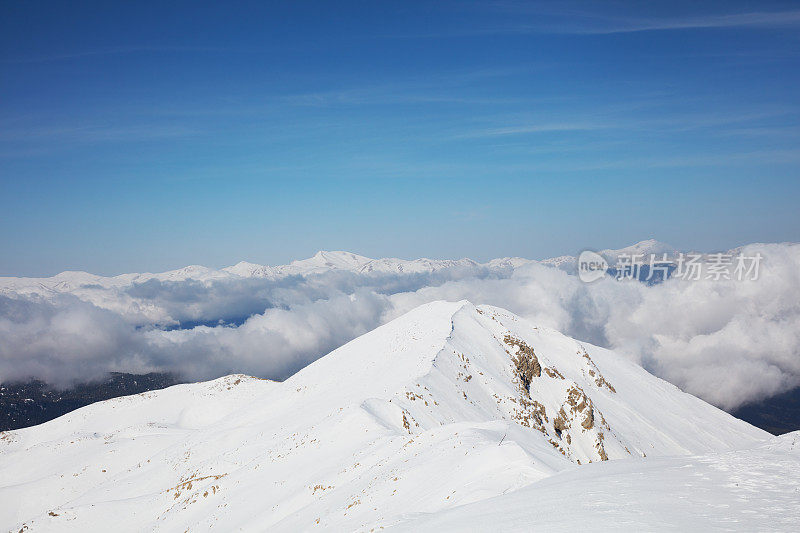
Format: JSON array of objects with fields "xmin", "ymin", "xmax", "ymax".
[
  {"xmin": 537, "ymin": 239, "xmax": 678, "ymax": 273},
  {"xmin": 279, "ymin": 250, "xmax": 373, "ymax": 275},
  {"xmin": 311, "ymin": 250, "xmax": 371, "ymax": 265},
  {"xmin": 600, "ymin": 239, "xmax": 676, "ymax": 259},
  {"xmin": 287, "ymin": 299, "xmax": 763, "ymax": 464},
  {"xmin": 0, "ymin": 300, "xmax": 771, "ymax": 531},
  {"xmin": 159, "ymin": 264, "xmax": 218, "ymax": 278},
  {"xmin": 221, "ymin": 260, "xmax": 277, "ymax": 278}
]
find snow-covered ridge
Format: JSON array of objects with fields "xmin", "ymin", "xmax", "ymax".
[{"xmin": 0, "ymin": 301, "xmax": 771, "ymax": 531}]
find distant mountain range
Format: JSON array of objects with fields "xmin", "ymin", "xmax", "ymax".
[
  {"xmin": 4, "ymin": 301, "xmax": 795, "ymax": 531},
  {"xmin": 7, "ymin": 237, "xmax": 769, "ymax": 297},
  {"xmin": 0, "ymin": 240, "xmax": 679, "ymax": 293}
]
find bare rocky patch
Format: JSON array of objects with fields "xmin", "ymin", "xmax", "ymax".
[
  {"xmin": 552, "ymin": 384, "xmax": 612, "ymax": 462},
  {"xmin": 498, "ymin": 332, "xmax": 614, "ymax": 463},
  {"xmin": 577, "ymin": 345, "xmax": 616, "ymax": 393},
  {"xmin": 504, "ymin": 334, "xmax": 541, "ymax": 390}
]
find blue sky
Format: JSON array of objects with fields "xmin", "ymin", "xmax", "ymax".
[{"xmin": 1, "ymin": 0, "xmax": 799, "ymax": 276}]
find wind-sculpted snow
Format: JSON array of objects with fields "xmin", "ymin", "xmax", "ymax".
[
  {"xmin": 0, "ymin": 302, "xmax": 772, "ymax": 532},
  {"xmin": 1, "ymin": 242, "xmax": 799, "ymax": 410}
]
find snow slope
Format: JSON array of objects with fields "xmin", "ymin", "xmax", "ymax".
[
  {"xmin": 358, "ymin": 257, "xmax": 480, "ymax": 275},
  {"xmin": 0, "ymin": 301, "xmax": 773, "ymax": 532},
  {"xmin": 392, "ymin": 431, "xmax": 800, "ymax": 532}
]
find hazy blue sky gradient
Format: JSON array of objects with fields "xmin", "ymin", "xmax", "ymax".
[{"xmin": 1, "ymin": 1, "xmax": 799, "ymax": 276}]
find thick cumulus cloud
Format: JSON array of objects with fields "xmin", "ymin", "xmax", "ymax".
[
  {"xmin": 145, "ymin": 290, "xmax": 393, "ymax": 381},
  {"xmin": 604, "ymin": 243, "xmax": 800, "ymax": 409},
  {"xmin": 120, "ymin": 264, "xmax": 502, "ymax": 328},
  {"xmin": 0, "ymin": 294, "xmax": 155, "ymax": 384},
  {"xmin": 1, "ymin": 243, "xmax": 798, "ymax": 410}
]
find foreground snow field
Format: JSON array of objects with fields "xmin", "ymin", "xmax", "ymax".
[
  {"xmin": 0, "ymin": 301, "xmax": 791, "ymax": 532},
  {"xmin": 392, "ymin": 431, "xmax": 800, "ymax": 532}
]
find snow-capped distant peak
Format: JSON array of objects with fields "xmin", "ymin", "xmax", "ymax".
[
  {"xmin": 273, "ymin": 250, "xmax": 373, "ymax": 276},
  {"xmin": 151, "ymin": 264, "xmax": 230, "ymax": 283},
  {"xmin": 600, "ymin": 239, "xmax": 676, "ymax": 260},
  {"xmin": 486, "ymin": 257, "xmax": 537, "ymax": 269},
  {"xmin": 222, "ymin": 261, "xmax": 276, "ymax": 278},
  {"xmin": 534, "ymin": 239, "xmax": 678, "ymax": 274},
  {"xmin": 308, "ymin": 250, "xmax": 373, "ymax": 268}
]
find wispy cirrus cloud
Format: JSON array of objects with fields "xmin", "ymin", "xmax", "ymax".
[
  {"xmin": 0, "ymin": 45, "xmax": 226, "ymax": 64},
  {"xmin": 452, "ymin": 107, "xmax": 800, "ymax": 140},
  {"xmin": 411, "ymin": 4, "xmax": 800, "ymax": 38},
  {"xmin": 0, "ymin": 123, "xmax": 201, "ymax": 144},
  {"xmin": 455, "ymin": 121, "xmax": 615, "ymax": 138},
  {"xmin": 572, "ymin": 9, "xmax": 800, "ymax": 35}
]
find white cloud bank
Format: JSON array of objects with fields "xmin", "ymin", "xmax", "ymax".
[{"xmin": 1, "ymin": 242, "xmax": 798, "ymax": 410}]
